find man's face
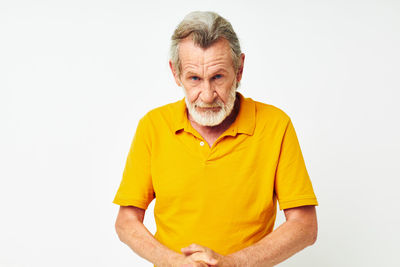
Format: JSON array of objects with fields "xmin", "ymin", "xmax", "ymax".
[{"xmin": 171, "ymin": 37, "xmax": 243, "ymax": 127}]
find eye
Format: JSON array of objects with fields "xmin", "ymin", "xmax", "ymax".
[
  {"xmin": 213, "ymin": 74, "xmax": 223, "ymax": 80},
  {"xmin": 190, "ymin": 76, "xmax": 200, "ymax": 81}
]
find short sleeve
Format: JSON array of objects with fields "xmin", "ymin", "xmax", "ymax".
[
  {"xmin": 112, "ymin": 115, "xmax": 155, "ymax": 210},
  {"xmin": 274, "ymin": 119, "xmax": 318, "ymax": 210}
]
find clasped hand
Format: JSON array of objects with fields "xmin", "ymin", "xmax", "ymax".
[{"xmin": 174, "ymin": 243, "xmax": 233, "ymax": 267}]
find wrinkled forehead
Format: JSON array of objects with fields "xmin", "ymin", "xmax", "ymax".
[{"xmin": 178, "ymin": 37, "xmax": 235, "ymax": 73}]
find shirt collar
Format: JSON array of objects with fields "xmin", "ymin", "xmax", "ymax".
[
  {"xmin": 172, "ymin": 92, "xmax": 256, "ymax": 136},
  {"xmin": 233, "ymin": 92, "xmax": 256, "ymax": 135},
  {"xmin": 172, "ymin": 97, "xmax": 189, "ymax": 133}
]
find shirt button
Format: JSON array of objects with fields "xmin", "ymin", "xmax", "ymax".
[{"xmin": 200, "ymin": 141, "xmax": 205, "ymax": 146}]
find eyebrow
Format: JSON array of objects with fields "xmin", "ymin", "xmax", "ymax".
[
  {"xmin": 210, "ymin": 68, "xmax": 229, "ymax": 75},
  {"xmin": 184, "ymin": 71, "xmax": 200, "ymax": 77},
  {"xmin": 184, "ymin": 69, "xmax": 229, "ymax": 77}
]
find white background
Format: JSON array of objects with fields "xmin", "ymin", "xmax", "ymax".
[{"xmin": 1, "ymin": 0, "xmax": 399, "ymax": 266}]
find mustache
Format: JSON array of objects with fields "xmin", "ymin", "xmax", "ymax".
[{"xmin": 194, "ymin": 99, "xmax": 224, "ymax": 108}]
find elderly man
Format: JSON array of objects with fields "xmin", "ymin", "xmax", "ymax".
[{"xmin": 113, "ymin": 11, "xmax": 318, "ymax": 267}]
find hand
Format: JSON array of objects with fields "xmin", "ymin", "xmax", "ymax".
[
  {"xmin": 170, "ymin": 251, "xmax": 218, "ymax": 267},
  {"xmin": 180, "ymin": 243, "xmax": 235, "ymax": 267}
]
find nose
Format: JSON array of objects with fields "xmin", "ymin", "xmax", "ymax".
[{"xmin": 199, "ymin": 81, "xmax": 216, "ymax": 104}]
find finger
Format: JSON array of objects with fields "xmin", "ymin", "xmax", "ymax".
[
  {"xmin": 195, "ymin": 261, "xmax": 209, "ymax": 267},
  {"xmin": 182, "ymin": 248, "xmax": 202, "ymax": 256},
  {"xmin": 182, "ymin": 243, "xmax": 201, "ymax": 250},
  {"xmin": 181, "ymin": 243, "xmax": 207, "ymax": 254},
  {"xmin": 185, "ymin": 261, "xmax": 208, "ymax": 267},
  {"xmin": 180, "ymin": 261, "xmax": 207, "ymax": 267},
  {"xmin": 190, "ymin": 252, "xmax": 218, "ymax": 266}
]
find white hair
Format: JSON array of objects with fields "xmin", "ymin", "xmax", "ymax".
[{"xmin": 170, "ymin": 11, "xmax": 242, "ymax": 81}]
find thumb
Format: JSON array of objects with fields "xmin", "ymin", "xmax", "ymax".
[
  {"xmin": 207, "ymin": 258, "xmax": 218, "ymax": 265},
  {"xmin": 181, "ymin": 247, "xmax": 197, "ymax": 255},
  {"xmin": 189, "ymin": 253, "xmax": 218, "ymax": 266}
]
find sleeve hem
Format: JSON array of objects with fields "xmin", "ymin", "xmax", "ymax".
[
  {"xmin": 112, "ymin": 197, "xmax": 150, "ymax": 210},
  {"xmin": 278, "ymin": 197, "xmax": 318, "ymax": 211}
]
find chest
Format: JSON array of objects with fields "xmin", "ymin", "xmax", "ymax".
[{"xmin": 150, "ymin": 131, "xmax": 281, "ymax": 210}]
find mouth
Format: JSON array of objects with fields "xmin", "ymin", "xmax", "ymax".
[{"xmin": 196, "ymin": 106, "xmax": 221, "ymax": 112}]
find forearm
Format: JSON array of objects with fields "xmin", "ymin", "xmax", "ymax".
[
  {"xmin": 228, "ymin": 219, "xmax": 317, "ymax": 267},
  {"xmin": 116, "ymin": 220, "xmax": 179, "ymax": 267}
]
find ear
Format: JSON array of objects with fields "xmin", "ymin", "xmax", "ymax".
[
  {"xmin": 169, "ymin": 60, "xmax": 182, "ymax": 87},
  {"xmin": 236, "ymin": 53, "xmax": 245, "ymax": 83}
]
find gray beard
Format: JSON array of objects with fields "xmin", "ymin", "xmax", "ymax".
[{"xmin": 183, "ymin": 82, "xmax": 237, "ymax": 127}]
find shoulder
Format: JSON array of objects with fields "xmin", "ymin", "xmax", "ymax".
[
  {"xmin": 251, "ymin": 100, "xmax": 293, "ymax": 145},
  {"xmin": 248, "ymin": 97, "xmax": 291, "ymax": 127},
  {"xmin": 139, "ymin": 98, "xmax": 184, "ymax": 131},
  {"xmin": 255, "ymin": 100, "xmax": 289, "ymax": 119}
]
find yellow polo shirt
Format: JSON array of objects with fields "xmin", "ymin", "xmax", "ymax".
[{"xmin": 113, "ymin": 92, "xmax": 318, "ymax": 257}]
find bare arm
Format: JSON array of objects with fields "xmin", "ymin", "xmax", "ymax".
[
  {"xmin": 115, "ymin": 206, "xmax": 178, "ymax": 267},
  {"xmin": 227, "ymin": 205, "xmax": 318, "ymax": 267},
  {"xmin": 115, "ymin": 206, "xmax": 216, "ymax": 267}
]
